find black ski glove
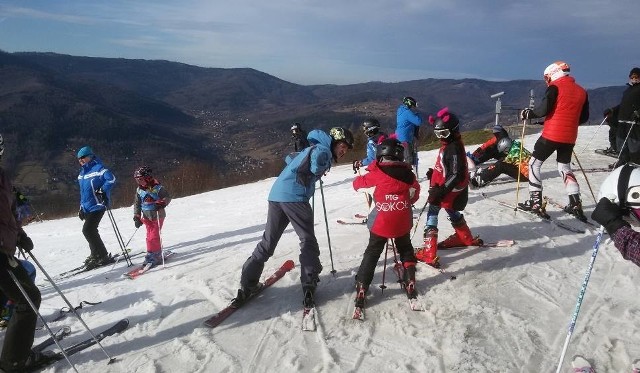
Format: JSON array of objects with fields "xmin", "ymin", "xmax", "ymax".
[
  {"xmin": 427, "ymin": 185, "xmax": 446, "ymax": 205},
  {"xmin": 426, "ymin": 168, "xmax": 433, "ymax": 180},
  {"xmin": 78, "ymin": 208, "xmax": 85, "ymax": 221},
  {"xmin": 591, "ymin": 197, "xmax": 630, "ymax": 236},
  {"xmin": 352, "ymin": 160, "xmax": 362, "ymax": 174},
  {"xmin": 133, "ymin": 215, "xmax": 143, "ymax": 228},
  {"xmin": 95, "ymin": 189, "xmax": 108, "ymax": 205},
  {"xmin": 17, "ymin": 231, "xmax": 34, "ymax": 252},
  {"xmin": 520, "ymin": 108, "xmax": 534, "ymax": 120}
]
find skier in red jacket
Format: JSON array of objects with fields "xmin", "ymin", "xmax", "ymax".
[
  {"xmin": 352, "ymin": 138, "xmax": 421, "ymax": 306},
  {"xmin": 416, "ymin": 107, "xmax": 477, "ymax": 268}
]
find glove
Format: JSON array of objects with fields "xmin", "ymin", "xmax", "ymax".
[
  {"xmin": 78, "ymin": 208, "xmax": 85, "ymax": 221},
  {"xmin": 426, "ymin": 168, "xmax": 433, "ymax": 180},
  {"xmin": 603, "ymin": 108, "xmax": 612, "ymax": 118},
  {"xmin": 95, "ymin": 189, "xmax": 108, "ymax": 205},
  {"xmin": 520, "ymin": 108, "xmax": 534, "ymax": 120},
  {"xmin": 133, "ymin": 215, "xmax": 143, "ymax": 228},
  {"xmin": 16, "ymin": 231, "xmax": 34, "ymax": 252},
  {"xmin": 352, "ymin": 160, "xmax": 362, "ymax": 174},
  {"xmin": 155, "ymin": 200, "xmax": 167, "ymax": 208},
  {"xmin": 633, "ymin": 110, "xmax": 640, "ymax": 122},
  {"xmin": 591, "ymin": 197, "xmax": 630, "ymax": 236},
  {"xmin": 427, "ymin": 185, "xmax": 446, "ymax": 205}
]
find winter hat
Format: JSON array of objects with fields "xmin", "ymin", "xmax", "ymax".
[
  {"xmin": 77, "ymin": 146, "xmax": 94, "ymax": 159},
  {"xmin": 629, "ymin": 67, "xmax": 640, "ymax": 78}
]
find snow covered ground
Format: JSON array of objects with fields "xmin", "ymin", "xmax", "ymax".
[{"xmin": 10, "ymin": 125, "xmax": 640, "ymax": 372}]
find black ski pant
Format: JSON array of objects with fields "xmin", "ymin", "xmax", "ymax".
[
  {"xmin": 356, "ymin": 232, "xmax": 416, "ymax": 287},
  {"xmin": 82, "ymin": 209, "xmax": 108, "ymax": 259},
  {"xmin": 241, "ymin": 201, "xmax": 321, "ymax": 292},
  {"xmin": 478, "ymin": 161, "xmax": 528, "ymax": 185},
  {"xmin": 0, "ymin": 255, "xmax": 40, "ymax": 370}
]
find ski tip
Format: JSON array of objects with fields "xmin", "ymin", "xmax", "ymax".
[{"xmin": 283, "ymin": 260, "xmax": 295, "ymax": 271}]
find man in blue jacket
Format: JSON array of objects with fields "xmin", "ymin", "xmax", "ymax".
[
  {"xmin": 76, "ymin": 146, "xmax": 116, "ymax": 269},
  {"xmin": 234, "ymin": 127, "xmax": 354, "ymax": 308},
  {"xmin": 396, "ymin": 96, "xmax": 423, "ymax": 168}
]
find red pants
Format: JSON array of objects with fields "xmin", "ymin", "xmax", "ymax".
[{"xmin": 142, "ymin": 217, "xmax": 164, "ymax": 253}]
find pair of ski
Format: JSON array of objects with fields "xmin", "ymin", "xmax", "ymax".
[
  {"xmin": 123, "ymin": 250, "xmax": 175, "ymax": 279},
  {"xmin": 480, "ymin": 193, "xmax": 586, "ymax": 234},
  {"xmin": 29, "ymin": 319, "xmax": 129, "ymax": 371},
  {"xmin": 352, "ymin": 263, "xmax": 423, "ymax": 321},
  {"xmin": 55, "ymin": 250, "xmax": 136, "ymax": 280},
  {"xmin": 337, "ymin": 213, "xmax": 368, "ymax": 225},
  {"xmin": 543, "ymin": 197, "xmax": 599, "ymax": 228},
  {"xmin": 202, "ymin": 260, "xmax": 318, "ymax": 331}
]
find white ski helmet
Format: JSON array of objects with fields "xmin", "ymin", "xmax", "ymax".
[
  {"xmin": 543, "ymin": 61, "xmax": 570, "ymax": 84},
  {"xmin": 497, "ymin": 137, "xmax": 513, "ymax": 154},
  {"xmin": 597, "ymin": 163, "xmax": 640, "ymax": 219}
]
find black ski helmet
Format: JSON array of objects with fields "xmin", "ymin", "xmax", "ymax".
[
  {"xmin": 429, "ymin": 107, "xmax": 460, "ymax": 139},
  {"xmin": 376, "ymin": 138, "xmax": 404, "ymax": 162},
  {"xmin": 362, "ymin": 118, "xmax": 381, "ymax": 137},
  {"xmin": 497, "ymin": 137, "xmax": 513, "ymax": 154},
  {"xmin": 134, "ymin": 166, "xmax": 153, "ymax": 179},
  {"xmin": 629, "ymin": 67, "xmax": 640, "ymax": 78},
  {"xmin": 403, "ymin": 96, "xmax": 417, "ymax": 108},
  {"xmin": 329, "ymin": 127, "xmax": 354, "ymax": 149}
]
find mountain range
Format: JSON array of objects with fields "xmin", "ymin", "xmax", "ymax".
[{"xmin": 0, "ymin": 50, "xmax": 626, "ymax": 217}]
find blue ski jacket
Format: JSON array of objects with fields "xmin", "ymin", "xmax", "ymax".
[
  {"xmin": 77, "ymin": 156, "xmax": 116, "ymax": 213},
  {"xmin": 268, "ymin": 129, "xmax": 333, "ymax": 202},
  {"xmin": 395, "ymin": 105, "xmax": 423, "ymax": 143}
]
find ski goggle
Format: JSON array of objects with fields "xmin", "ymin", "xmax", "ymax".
[{"xmin": 434, "ymin": 129, "xmax": 451, "ymax": 139}]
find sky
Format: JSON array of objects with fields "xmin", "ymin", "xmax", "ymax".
[
  {"xmin": 0, "ymin": 1, "xmax": 638, "ymax": 88},
  {"xmin": 11, "ymin": 126, "xmax": 640, "ymax": 372}
]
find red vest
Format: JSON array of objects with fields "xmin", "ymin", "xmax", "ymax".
[{"xmin": 541, "ymin": 76, "xmax": 587, "ymax": 144}]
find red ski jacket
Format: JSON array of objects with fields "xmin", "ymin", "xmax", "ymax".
[{"xmin": 353, "ymin": 160, "xmax": 420, "ymax": 238}]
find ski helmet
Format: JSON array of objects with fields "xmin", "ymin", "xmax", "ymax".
[
  {"xmin": 329, "ymin": 127, "xmax": 354, "ymax": 149},
  {"xmin": 134, "ymin": 166, "xmax": 153, "ymax": 179},
  {"xmin": 429, "ymin": 107, "xmax": 460, "ymax": 139},
  {"xmin": 629, "ymin": 67, "xmax": 640, "ymax": 78},
  {"xmin": 362, "ymin": 118, "xmax": 381, "ymax": 137},
  {"xmin": 0, "ymin": 133, "xmax": 4, "ymax": 158},
  {"xmin": 543, "ymin": 61, "xmax": 570, "ymax": 84},
  {"xmin": 403, "ymin": 96, "xmax": 417, "ymax": 108},
  {"xmin": 77, "ymin": 146, "xmax": 94, "ymax": 159},
  {"xmin": 597, "ymin": 163, "xmax": 640, "ymax": 220},
  {"xmin": 376, "ymin": 138, "xmax": 404, "ymax": 162},
  {"xmin": 497, "ymin": 137, "xmax": 513, "ymax": 154}
]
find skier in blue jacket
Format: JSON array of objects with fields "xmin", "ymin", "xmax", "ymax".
[
  {"xmin": 76, "ymin": 146, "xmax": 116, "ymax": 269},
  {"xmin": 234, "ymin": 127, "xmax": 354, "ymax": 309},
  {"xmin": 396, "ymin": 96, "xmax": 423, "ymax": 167}
]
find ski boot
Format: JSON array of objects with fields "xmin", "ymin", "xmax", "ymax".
[
  {"xmin": 416, "ymin": 227, "xmax": 440, "ymax": 268},
  {"xmin": 438, "ymin": 215, "xmax": 475, "ymax": 249},
  {"xmin": 402, "ymin": 264, "xmax": 417, "ymax": 299},
  {"xmin": 231, "ymin": 283, "xmax": 263, "ymax": 308},
  {"xmin": 563, "ymin": 194, "xmax": 588, "ymax": 222},
  {"xmin": 143, "ymin": 251, "xmax": 163, "ymax": 267},
  {"xmin": 518, "ymin": 191, "xmax": 550, "ymax": 219},
  {"xmin": 354, "ymin": 282, "xmax": 367, "ymax": 309}
]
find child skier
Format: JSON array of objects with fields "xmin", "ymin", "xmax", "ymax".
[
  {"xmin": 132, "ymin": 166, "xmax": 171, "ymax": 267},
  {"xmin": 467, "ymin": 125, "xmax": 531, "ymax": 188},
  {"xmin": 352, "ymin": 118, "xmax": 387, "ymax": 171},
  {"xmin": 352, "ymin": 138, "xmax": 420, "ymax": 312},
  {"xmin": 416, "ymin": 107, "xmax": 477, "ymax": 268}
]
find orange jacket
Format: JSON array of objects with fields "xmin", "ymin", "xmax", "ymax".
[{"xmin": 541, "ymin": 76, "xmax": 588, "ymax": 144}]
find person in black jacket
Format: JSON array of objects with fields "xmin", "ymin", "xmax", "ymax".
[
  {"xmin": 291, "ymin": 123, "xmax": 310, "ymax": 152},
  {"xmin": 604, "ymin": 67, "xmax": 640, "ymax": 166}
]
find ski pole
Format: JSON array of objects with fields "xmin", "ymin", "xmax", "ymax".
[
  {"xmin": 514, "ymin": 118, "xmax": 527, "ymax": 211},
  {"xmin": 576, "ymin": 117, "xmax": 607, "ymax": 156},
  {"xmin": 379, "ymin": 240, "xmax": 389, "ymax": 293},
  {"xmin": 555, "ymin": 226, "xmax": 605, "ymax": 373},
  {"xmin": 156, "ymin": 211, "xmax": 165, "ymax": 269},
  {"xmin": 318, "ymin": 180, "xmax": 336, "ymax": 275},
  {"xmin": 106, "ymin": 207, "xmax": 133, "ymax": 266},
  {"xmin": 571, "ymin": 151, "xmax": 597, "ymax": 204},
  {"xmin": 26, "ymin": 251, "xmax": 117, "ymax": 364},
  {"xmin": 614, "ymin": 120, "xmax": 636, "ymax": 166},
  {"xmin": 410, "ymin": 199, "xmax": 429, "ymax": 240},
  {"xmin": 6, "ymin": 269, "xmax": 79, "ymax": 373},
  {"xmin": 111, "ymin": 227, "xmax": 139, "ymax": 269},
  {"xmin": 356, "ymin": 169, "xmax": 372, "ymax": 208}
]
